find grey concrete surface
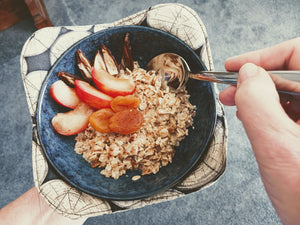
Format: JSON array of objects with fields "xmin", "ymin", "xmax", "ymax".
[{"xmin": 0, "ymin": 0, "xmax": 299, "ymax": 224}]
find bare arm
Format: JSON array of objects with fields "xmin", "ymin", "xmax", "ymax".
[
  {"xmin": 0, "ymin": 187, "xmax": 87, "ymax": 225},
  {"xmin": 219, "ymin": 37, "xmax": 300, "ymax": 225}
]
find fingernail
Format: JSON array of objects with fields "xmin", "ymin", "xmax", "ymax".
[{"xmin": 238, "ymin": 63, "xmax": 259, "ymax": 86}]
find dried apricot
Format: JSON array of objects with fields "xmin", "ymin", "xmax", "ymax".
[
  {"xmin": 89, "ymin": 108, "xmax": 115, "ymax": 133},
  {"xmin": 109, "ymin": 109, "xmax": 144, "ymax": 134},
  {"xmin": 110, "ymin": 95, "xmax": 140, "ymax": 112}
]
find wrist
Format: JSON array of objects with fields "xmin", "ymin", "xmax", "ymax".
[
  {"xmin": 250, "ymin": 125, "xmax": 300, "ymax": 225},
  {"xmin": 0, "ymin": 187, "xmax": 87, "ymax": 225}
]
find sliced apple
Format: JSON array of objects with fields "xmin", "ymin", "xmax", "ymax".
[
  {"xmin": 57, "ymin": 71, "xmax": 77, "ymax": 88},
  {"xmin": 51, "ymin": 102, "xmax": 95, "ymax": 136},
  {"xmin": 120, "ymin": 33, "xmax": 134, "ymax": 71},
  {"xmin": 93, "ymin": 50, "xmax": 107, "ymax": 72},
  {"xmin": 76, "ymin": 49, "xmax": 93, "ymax": 83},
  {"xmin": 49, "ymin": 80, "xmax": 81, "ymax": 109},
  {"xmin": 92, "ymin": 67, "xmax": 135, "ymax": 97},
  {"xmin": 101, "ymin": 44, "xmax": 120, "ymax": 75},
  {"xmin": 74, "ymin": 79, "xmax": 113, "ymax": 109}
]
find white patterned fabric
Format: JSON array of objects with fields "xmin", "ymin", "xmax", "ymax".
[{"xmin": 20, "ymin": 3, "xmax": 227, "ymax": 219}]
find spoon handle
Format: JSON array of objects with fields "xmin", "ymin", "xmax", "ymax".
[
  {"xmin": 190, "ymin": 71, "xmax": 300, "ymax": 96},
  {"xmin": 193, "ymin": 71, "xmax": 300, "ymax": 84},
  {"xmin": 190, "ymin": 71, "xmax": 239, "ymax": 85}
]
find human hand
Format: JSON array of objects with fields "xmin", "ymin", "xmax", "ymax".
[
  {"xmin": 219, "ymin": 37, "xmax": 300, "ymax": 225},
  {"xmin": 220, "ymin": 37, "xmax": 300, "ymax": 123},
  {"xmin": 0, "ymin": 187, "xmax": 87, "ymax": 225}
]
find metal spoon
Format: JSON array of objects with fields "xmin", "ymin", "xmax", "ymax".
[{"xmin": 147, "ymin": 53, "xmax": 300, "ymax": 96}]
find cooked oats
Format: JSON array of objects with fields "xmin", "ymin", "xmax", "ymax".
[
  {"xmin": 74, "ymin": 63, "xmax": 195, "ymax": 179},
  {"xmin": 132, "ymin": 175, "xmax": 141, "ymax": 181}
]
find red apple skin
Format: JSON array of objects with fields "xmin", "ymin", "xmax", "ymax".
[
  {"xmin": 92, "ymin": 67, "xmax": 135, "ymax": 97},
  {"xmin": 74, "ymin": 80, "xmax": 113, "ymax": 109},
  {"xmin": 51, "ymin": 102, "xmax": 95, "ymax": 136},
  {"xmin": 49, "ymin": 80, "xmax": 81, "ymax": 109}
]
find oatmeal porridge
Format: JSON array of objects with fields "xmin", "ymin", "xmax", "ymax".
[{"xmin": 74, "ymin": 63, "xmax": 195, "ymax": 179}]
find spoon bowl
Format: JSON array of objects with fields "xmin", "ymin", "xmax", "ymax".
[
  {"xmin": 147, "ymin": 52, "xmax": 228, "ymax": 89},
  {"xmin": 147, "ymin": 53, "xmax": 188, "ymax": 89}
]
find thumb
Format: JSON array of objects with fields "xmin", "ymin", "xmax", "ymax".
[{"xmin": 235, "ymin": 63, "xmax": 296, "ymax": 152}]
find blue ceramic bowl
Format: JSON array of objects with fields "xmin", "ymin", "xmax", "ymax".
[{"xmin": 37, "ymin": 25, "xmax": 216, "ymax": 200}]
